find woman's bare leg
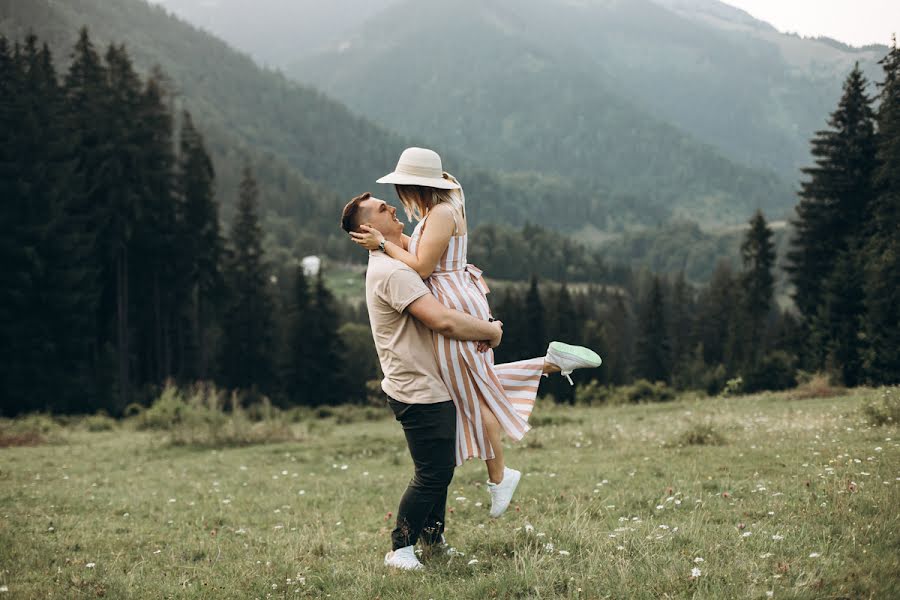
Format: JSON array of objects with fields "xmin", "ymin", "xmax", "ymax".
[
  {"xmin": 542, "ymin": 359, "xmax": 560, "ymax": 374},
  {"xmin": 481, "ymin": 401, "xmax": 506, "ymax": 483}
]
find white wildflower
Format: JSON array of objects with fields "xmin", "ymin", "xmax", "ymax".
[
  {"xmin": 691, "ymin": 567, "xmax": 702, "ymax": 578},
  {"xmin": 85, "ymin": 563, "xmax": 96, "ymax": 569}
]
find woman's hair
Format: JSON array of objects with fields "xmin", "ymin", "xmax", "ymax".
[{"xmin": 395, "ymin": 172, "xmax": 465, "ymax": 223}]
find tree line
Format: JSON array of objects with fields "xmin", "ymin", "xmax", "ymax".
[
  {"xmin": 0, "ymin": 29, "xmax": 353, "ymax": 417},
  {"xmin": 2, "ymin": 30, "xmax": 896, "ymax": 417},
  {"xmin": 498, "ymin": 43, "xmax": 900, "ymax": 397}
]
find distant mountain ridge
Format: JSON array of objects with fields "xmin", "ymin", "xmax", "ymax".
[
  {"xmin": 4, "ymin": 0, "xmax": 890, "ymax": 240},
  {"xmin": 286, "ymin": 0, "xmax": 794, "ymax": 225},
  {"xmin": 150, "ymin": 0, "xmax": 885, "ymax": 184}
]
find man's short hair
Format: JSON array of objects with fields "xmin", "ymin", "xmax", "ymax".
[{"xmin": 341, "ymin": 192, "xmax": 371, "ymax": 233}]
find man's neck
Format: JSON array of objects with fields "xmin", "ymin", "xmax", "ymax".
[{"xmin": 384, "ymin": 233, "xmax": 404, "ymax": 248}]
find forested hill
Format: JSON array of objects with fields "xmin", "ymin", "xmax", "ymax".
[
  {"xmin": 1, "ymin": 0, "xmax": 713, "ymax": 246},
  {"xmin": 153, "ymin": 0, "xmax": 884, "ymax": 185},
  {"xmin": 1, "ymin": 0, "xmax": 406, "ymax": 191},
  {"xmin": 288, "ymin": 0, "xmax": 794, "ymax": 225}
]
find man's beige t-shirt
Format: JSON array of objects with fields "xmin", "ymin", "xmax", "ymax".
[{"xmin": 366, "ymin": 251, "xmax": 450, "ymax": 405}]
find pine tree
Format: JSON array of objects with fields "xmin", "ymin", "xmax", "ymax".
[
  {"xmin": 490, "ymin": 287, "xmax": 525, "ymax": 363},
  {"xmin": 283, "ymin": 265, "xmax": 315, "ymax": 405},
  {"xmin": 696, "ymin": 261, "xmax": 736, "ymax": 369},
  {"xmin": 667, "ymin": 271, "xmax": 694, "ymax": 384},
  {"xmin": 175, "ymin": 110, "xmax": 224, "ymax": 380},
  {"xmin": 28, "ymin": 38, "xmax": 96, "ymax": 413},
  {"xmin": 600, "ymin": 292, "xmax": 632, "ymax": 385},
  {"xmin": 739, "ymin": 210, "xmax": 776, "ymax": 368},
  {"xmin": 305, "ymin": 271, "xmax": 348, "ymax": 405},
  {"xmin": 817, "ymin": 247, "xmax": 866, "ymax": 385},
  {"xmin": 523, "ymin": 275, "xmax": 546, "ymax": 360},
  {"xmin": 220, "ymin": 165, "xmax": 276, "ymax": 396},
  {"xmin": 635, "ymin": 276, "xmax": 670, "ymax": 383},
  {"xmin": 101, "ymin": 43, "xmax": 146, "ymax": 413},
  {"xmin": 862, "ymin": 37, "xmax": 900, "ymax": 384},
  {"xmin": 131, "ymin": 68, "xmax": 178, "ymax": 385},
  {"xmin": 786, "ymin": 64, "xmax": 878, "ymax": 370},
  {"xmin": 64, "ymin": 29, "xmax": 119, "ymax": 410},
  {"xmin": 0, "ymin": 36, "xmax": 41, "ymax": 414},
  {"xmin": 548, "ymin": 282, "xmax": 577, "ymax": 403}
]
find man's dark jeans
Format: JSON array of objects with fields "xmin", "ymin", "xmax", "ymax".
[{"xmin": 388, "ymin": 397, "xmax": 457, "ymax": 551}]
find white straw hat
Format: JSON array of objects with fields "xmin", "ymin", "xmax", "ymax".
[{"xmin": 376, "ymin": 147, "xmax": 460, "ymax": 189}]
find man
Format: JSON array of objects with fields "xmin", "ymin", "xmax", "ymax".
[{"xmin": 341, "ymin": 192, "xmax": 504, "ymax": 571}]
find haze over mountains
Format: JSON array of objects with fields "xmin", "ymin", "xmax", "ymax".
[
  {"xmin": 4, "ymin": 0, "xmax": 889, "ymax": 247},
  {"xmin": 153, "ymin": 0, "xmax": 884, "ymax": 183}
]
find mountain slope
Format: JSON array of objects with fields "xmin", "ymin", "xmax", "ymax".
[
  {"xmin": 1, "ymin": 0, "xmax": 407, "ymax": 212},
  {"xmin": 148, "ymin": 0, "xmax": 397, "ymax": 67},
  {"xmin": 1, "ymin": 0, "xmax": 672, "ymax": 239},
  {"xmin": 288, "ymin": 0, "xmax": 793, "ymax": 225},
  {"xmin": 155, "ymin": 0, "xmax": 884, "ymax": 183}
]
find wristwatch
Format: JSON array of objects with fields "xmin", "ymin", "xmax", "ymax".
[{"xmin": 378, "ymin": 239, "xmax": 387, "ymax": 252}]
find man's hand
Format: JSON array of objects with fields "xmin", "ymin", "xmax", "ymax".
[
  {"xmin": 476, "ymin": 321, "xmax": 503, "ymax": 352},
  {"xmin": 488, "ymin": 320, "xmax": 503, "ymax": 349},
  {"xmin": 349, "ymin": 224, "xmax": 386, "ymax": 251}
]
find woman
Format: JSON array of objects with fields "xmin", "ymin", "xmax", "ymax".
[{"xmin": 351, "ymin": 147, "xmax": 601, "ymax": 517}]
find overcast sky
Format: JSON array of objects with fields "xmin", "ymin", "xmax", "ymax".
[{"xmin": 724, "ymin": 0, "xmax": 898, "ymax": 47}]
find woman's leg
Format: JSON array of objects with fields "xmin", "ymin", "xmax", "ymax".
[
  {"xmin": 542, "ymin": 359, "xmax": 560, "ymax": 374},
  {"xmin": 480, "ymin": 400, "xmax": 506, "ymax": 483}
]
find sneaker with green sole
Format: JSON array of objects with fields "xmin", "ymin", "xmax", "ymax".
[{"xmin": 545, "ymin": 341, "xmax": 603, "ymax": 385}]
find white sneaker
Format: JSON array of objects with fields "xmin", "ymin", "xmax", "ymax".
[
  {"xmin": 384, "ymin": 545, "xmax": 423, "ymax": 571},
  {"xmin": 487, "ymin": 467, "xmax": 522, "ymax": 518},
  {"xmin": 545, "ymin": 341, "xmax": 603, "ymax": 385}
]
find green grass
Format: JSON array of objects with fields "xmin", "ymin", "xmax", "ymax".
[{"xmin": 2, "ymin": 389, "xmax": 899, "ymax": 599}]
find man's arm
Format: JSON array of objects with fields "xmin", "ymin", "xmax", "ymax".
[{"xmin": 407, "ymin": 294, "xmax": 502, "ymax": 347}]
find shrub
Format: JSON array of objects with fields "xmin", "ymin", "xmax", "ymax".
[
  {"xmin": 720, "ymin": 376, "xmax": 744, "ymax": 397},
  {"xmin": 366, "ymin": 380, "xmax": 387, "ymax": 407},
  {"xmin": 674, "ymin": 422, "xmax": 727, "ymax": 446},
  {"xmin": 529, "ymin": 413, "xmax": 582, "ymax": 427},
  {"xmin": 80, "ymin": 412, "xmax": 117, "ymax": 432},
  {"xmin": 861, "ymin": 387, "xmax": 900, "ymax": 427},
  {"xmin": 741, "ymin": 352, "xmax": 797, "ymax": 393},
  {"xmin": 616, "ymin": 380, "xmax": 676, "ymax": 404},
  {"xmin": 131, "ymin": 381, "xmax": 300, "ymax": 447},
  {"xmin": 575, "ymin": 380, "xmax": 612, "ymax": 405},
  {"xmin": 0, "ymin": 413, "xmax": 61, "ymax": 447},
  {"xmin": 576, "ymin": 380, "xmax": 675, "ymax": 405},
  {"xmin": 790, "ymin": 372, "xmax": 845, "ymax": 400}
]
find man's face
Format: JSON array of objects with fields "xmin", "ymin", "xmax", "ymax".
[{"xmin": 359, "ymin": 197, "xmax": 404, "ymax": 235}]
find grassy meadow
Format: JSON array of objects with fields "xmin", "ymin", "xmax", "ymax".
[{"xmin": 1, "ymin": 388, "xmax": 899, "ymax": 599}]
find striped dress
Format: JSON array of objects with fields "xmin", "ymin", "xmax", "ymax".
[{"xmin": 409, "ymin": 212, "xmax": 545, "ymax": 466}]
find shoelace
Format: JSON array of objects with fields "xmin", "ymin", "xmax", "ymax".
[{"xmin": 541, "ymin": 370, "xmax": 574, "ymax": 385}]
